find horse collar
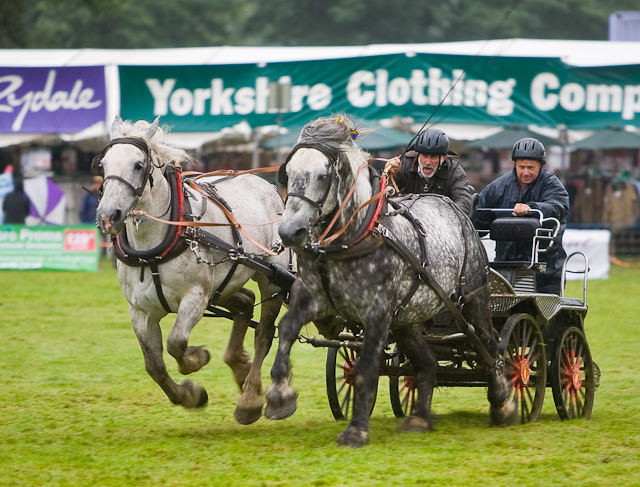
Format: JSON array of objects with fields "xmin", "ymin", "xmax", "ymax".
[{"xmin": 113, "ymin": 164, "xmax": 190, "ymax": 268}]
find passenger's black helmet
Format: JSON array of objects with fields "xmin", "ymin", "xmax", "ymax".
[
  {"xmin": 413, "ymin": 128, "xmax": 450, "ymax": 155},
  {"xmin": 511, "ymin": 137, "xmax": 546, "ymax": 165}
]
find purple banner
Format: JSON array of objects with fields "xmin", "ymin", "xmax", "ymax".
[{"xmin": 0, "ymin": 66, "xmax": 106, "ymax": 134}]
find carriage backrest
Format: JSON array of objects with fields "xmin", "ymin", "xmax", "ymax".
[{"xmin": 489, "ymin": 217, "xmax": 541, "ymax": 242}]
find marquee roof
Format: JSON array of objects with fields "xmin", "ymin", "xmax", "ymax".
[
  {"xmin": 2, "ymin": 39, "xmax": 639, "ymax": 149},
  {"xmin": 2, "ymin": 38, "xmax": 640, "ymax": 68}
]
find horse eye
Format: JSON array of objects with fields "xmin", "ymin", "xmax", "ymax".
[{"xmin": 134, "ymin": 161, "xmax": 144, "ymax": 171}]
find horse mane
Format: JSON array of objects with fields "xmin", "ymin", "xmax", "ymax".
[
  {"xmin": 119, "ymin": 119, "xmax": 193, "ymax": 168},
  {"xmin": 298, "ymin": 115, "xmax": 374, "ymax": 211},
  {"xmin": 297, "ymin": 116, "xmax": 371, "ymax": 176}
]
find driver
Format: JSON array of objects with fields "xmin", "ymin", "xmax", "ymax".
[
  {"xmin": 384, "ymin": 128, "xmax": 472, "ymax": 215},
  {"xmin": 472, "ymin": 137, "xmax": 570, "ymax": 295}
]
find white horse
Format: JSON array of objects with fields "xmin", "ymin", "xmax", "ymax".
[{"xmin": 96, "ymin": 116, "xmax": 288, "ymax": 424}]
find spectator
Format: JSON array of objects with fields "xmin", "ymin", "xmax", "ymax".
[
  {"xmin": 79, "ymin": 176, "xmax": 103, "ymax": 224},
  {"xmin": 2, "ymin": 178, "xmax": 31, "ymax": 224}
]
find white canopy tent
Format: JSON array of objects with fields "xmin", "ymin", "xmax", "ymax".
[{"xmin": 2, "ymin": 39, "xmax": 640, "ymax": 148}]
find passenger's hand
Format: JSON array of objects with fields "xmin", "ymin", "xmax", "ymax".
[
  {"xmin": 384, "ymin": 156, "xmax": 401, "ymax": 176},
  {"xmin": 512, "ymin": 203, "xmax": 531, "ymax": 216}
]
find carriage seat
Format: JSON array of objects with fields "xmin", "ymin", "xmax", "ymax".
[
  {"xmin": 489, "ymin": 217, "xmax": 544, "ymax": 268},
  {"xmin": 488, "ymin": 217, "xmax": 546, "ymax": 292}
]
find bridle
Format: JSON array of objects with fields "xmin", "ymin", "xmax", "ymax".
[
  {"xmin": 278, "ymin": 143, "xmax": 340, "ymax": 226},
  {"xmin": 91, "ymin": 137, "xmax": 157, "ymax": 202}
]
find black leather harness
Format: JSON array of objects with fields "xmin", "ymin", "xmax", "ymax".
[{"xmin": 112, "ymin": 164, "xmax": 192, "ymax": 313}]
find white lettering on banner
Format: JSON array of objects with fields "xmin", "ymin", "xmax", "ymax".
[
  {"xmin": 531, "ymin": 72, "xmax": 640, "ymax": 120},
  {"xmin": 0, "ymin": 70, "xmax": 102, "ymax": 131},
  {"xmin": 146, "ymin": 78, "xmax": 176, "ymax": 115},
  {"xmin": 346, "ymin": 68, "xmax": 515, "ymax": 115},
  {"xmin": 146, "ymin": 76, "xmax": 331, "ymax": 117},
  {"xmin": 19, "ymin": 228, "xmax": 63, "ymax": 242}
]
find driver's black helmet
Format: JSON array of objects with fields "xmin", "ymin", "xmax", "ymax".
[
  {"xmin": 512, "ymin": 137, "xmax": 546, "ymax": 165},
  {"xmin": 413, "ymin": 128, "xmax": 450, "ymax": 155}
]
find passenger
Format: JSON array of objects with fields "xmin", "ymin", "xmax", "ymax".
[
  {"xmin": 384, "ymin": 127, "xmax": 472, "ymax": 215},
  {"xmin": 472, "ymin": 137, "xmax": 570, "ymax": 295}
]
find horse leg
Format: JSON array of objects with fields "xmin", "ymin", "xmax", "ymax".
[
  {"xmin": 234, "ymin": 278, "xmax": 283, "ymax": 425},
  {"xmin": 395, "ymin": 324, "xmax": 436, "ymax": 434},
  {"xmin": 463, "ymin": 287, "xmax": 516, "ymax": 427},
  {"xmin": 130, "ymin": 307, "xmax": 208, "ymax": 408},
  {"xmin": 166, "ymin": 290, "xmax": 211, "ymax": 376},
  {"xmin": 220, "ymin": 288, "xmax": 255, "ymax": 390},
  {"xmin": 337, "ymin": 307, "xmax": 391, "ymax": 448},
  {"xmin": 265, "ymin": 282, "xmax": 320, "ymax": 421}
]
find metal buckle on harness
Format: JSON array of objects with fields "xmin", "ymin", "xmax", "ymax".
[
  {"xmin": 228, "ymin": 249, "xmax": 239, "ymax": 261},
  {"xmin": 377, "ymin": 224, "xmax": 391, "ymax": 239},
  {"xmin": 271, "ymin": 239, "xmax": 285, "ymax": 254}
]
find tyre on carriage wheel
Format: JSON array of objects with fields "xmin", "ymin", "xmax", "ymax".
[
  {"xmin": 325, "ymin": 346, "xmax": 377, "ymax": 421},
  {"xmin": 498, "ymin": 313, "xmax": 547, "ymax": 424},
  {"xmin": 387, "ymin": 345, "xmax": 417, "ymax": 418},
  {"xmin": 550, "ymin": 326, "xmax": 595, "ymax": 420}
]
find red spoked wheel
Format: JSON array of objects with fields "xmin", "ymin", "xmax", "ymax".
[
  {"xmin": 387, "ymin": 346, "xmax": 417, "ymax": 418},
  {"xmin": 326, "ymin": 346, "xmax": 377, "ymax": 421},
  {"xmin": 498, "ymin": 313, "xmax": 547, "ymax": 424},
  {"xmin": 551, "ymin": 326, "xmax": 595, "ymax": 420},
  {"xmin": 389, "ymin": 374, "xmax": 417, "ymax": 418}
]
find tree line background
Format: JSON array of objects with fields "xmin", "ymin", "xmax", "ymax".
[{"xmin": 1, "ymin": 0, "xmax": 638, "ymax": 49}]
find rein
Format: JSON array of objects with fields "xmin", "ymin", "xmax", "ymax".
[{"xmin": 186, "ymin": 181, "xmax": 280, "ymax": 256}]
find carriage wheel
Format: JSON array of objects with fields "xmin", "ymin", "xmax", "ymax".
[
  {"xmin": 387, "ymin": 346, "xmax": 417, "ymax": 418},
  {"xmin": 498, "ymin": 313, "xmax": 547, "ymax": 424},
  {"xmin": 326, "ymin": 346, "xmax": 377, "ymax": 421},
  {"xmin": 551, "ymin": 327, "xmax": 595, "ymax": 420}
]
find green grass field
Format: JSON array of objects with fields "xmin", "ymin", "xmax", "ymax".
[{"xmin": 1, "ymin": 259, "xmax": 639, "ymax": 486}]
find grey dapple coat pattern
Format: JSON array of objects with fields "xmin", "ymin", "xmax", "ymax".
[{"xmin": 265, "ymin": 116, "xmax": 515, "ymax": 447}]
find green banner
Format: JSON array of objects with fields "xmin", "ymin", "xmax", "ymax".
[
  {"xmin": 0, "ymin": 225, "xmax": 100, "ymax": 271},
  {"xmin": 120, "ymin": 53, "xmax": 640, "ymax": 131}
]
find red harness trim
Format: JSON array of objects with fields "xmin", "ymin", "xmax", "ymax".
[{"xmin": 159, "ymin": 168, "xmax": 185, "ymax": 259}]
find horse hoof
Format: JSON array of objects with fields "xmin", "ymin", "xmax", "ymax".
[
  {"xmin": 264, "ymin": 388, "xmax": 298, "ymax": 420},
  {"xmin": 235, "ymin": 405, "xmax": 263, "ymax": 425},
  {"xmin": 337, "ymin": 427, "xmax": 369, "ymax": 448},
  {"xmin": 178, "ymin": 346, "xmax": 211, "ymax": 375},
  {"xmin": 180, "ymin": 379, "xmax": 208, "ymax": 408},
  {"xmin": 490, "ymin": 401, "xmax": 517, "ymax": 427},
  {"xmin": 397, "ymin": 415, "xmax": 431, "ymax": 433}
]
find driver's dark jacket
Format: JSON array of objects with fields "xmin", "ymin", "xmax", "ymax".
[
  {"xmin": 393, "ymin": 150, "xmax": 472, "ymax": 215},
  {"xmin": 472, "ymin": 168, "xmax": 570, "ymax": 294}
]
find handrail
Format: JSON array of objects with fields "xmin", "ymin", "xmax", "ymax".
[{"xmin": 561, "ymin": 251, "xmax": 589, "ymax": 304}]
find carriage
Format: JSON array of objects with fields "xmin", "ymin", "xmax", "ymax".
[
  {"xmin": 97, "ymin": 115, "xmax": 596, "ymax": 449},
  {"xmin": 309, "ymin": 207, "xmax": 596, "ymax": 424}
]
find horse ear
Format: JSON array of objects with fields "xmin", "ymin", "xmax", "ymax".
[
  {"xmin": 145, "ymin": 116, "xmax": 160, "ymax": 139},
  {"xmin": 111, "ymin": 115, "xmax": 123, "ymax": 139}
]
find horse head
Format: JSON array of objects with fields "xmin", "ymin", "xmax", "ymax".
[
  {"xmin": 278, "ymin": 116, "xmax": 371, "ymax": 248},
  {"xmin": 95, "ymin": 116, "xmax": 164, "ymax": 234}
]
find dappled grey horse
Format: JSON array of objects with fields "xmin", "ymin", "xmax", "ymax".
[
  {"xmin": 265, "ymin": 116, "xmax": 515, "ymax": 447},
  {"xmin": 95, "ymin": 116, "xmax": 288, "ymax": 424}
]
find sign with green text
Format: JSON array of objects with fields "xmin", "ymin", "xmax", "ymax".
[
  {"xmin": 120, "ymin": 53, "xmax": 640, "ymax": 131},
  {"xmin": 0, "ymin": 225, "xmax": 100, "ymax": 271}
]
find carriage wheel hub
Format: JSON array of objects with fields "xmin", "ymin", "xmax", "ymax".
[
  {"xmin": 343, "ymin": 360, "xmax": 355, "ymax": 385},
  {"xmin": 571, "ymin": 364, "xmax": 582, "ymax": 389},
  {"xmin": 520, "ymin": 358, "xmax": 531, "ymax": 386}
]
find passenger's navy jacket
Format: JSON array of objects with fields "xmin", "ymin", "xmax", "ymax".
[
  {"xmin": 394, "ymin": 150, "xmax": 472, "ymax": 215},
  {"xmin": 472, "ymin": 168, "xmax": 570, "ymax": 294}
]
